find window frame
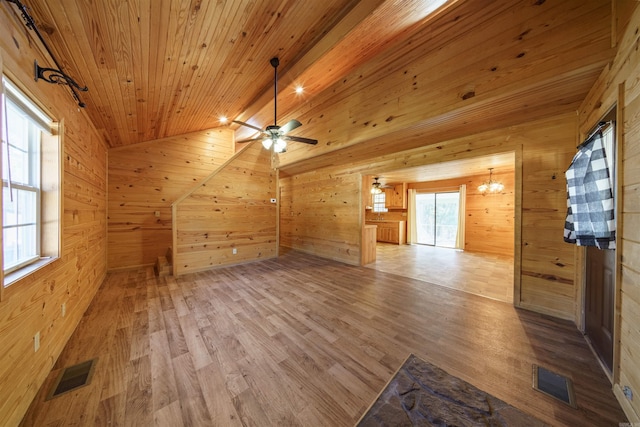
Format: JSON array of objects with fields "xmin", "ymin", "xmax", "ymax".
[
  {"xmin": 3, "ymin": 89, "xmax": 44, "ymax": 274},
  {"xmin": 372, "ymin": 192, "xmax": 388, "ymax": 213},
  {"xmin": 415, "ymin": 190, "xmax": 460, "ymax": 248},
  {"xmin": 1, "ymin": 74, "xmax": 61, "ymax": 295},
  {"xmin": 2, "ymin": 183, "xmax": 41, "ymax": 274}
]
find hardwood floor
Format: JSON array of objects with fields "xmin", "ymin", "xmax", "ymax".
[
  {"xmin": 21, "ymin": 250, "xmax": 626, "ymax": 426},
  {"xmin": 366, "ymin": 243, "xmax": 514, "ymax": 303}
]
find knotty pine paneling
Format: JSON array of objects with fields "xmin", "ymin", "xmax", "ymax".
[
  {"xmin": 578, "ymin": 2, "xmax": 640, "ymax": 422},
  {"xmin": 275, "ymin": 0, "xmax": 613, "ymax": 168},
  {"xmin": 0, "ymin": 5, "xmax": 108, "ymax": 427},
  {"xmin": 172, "ymin": 141, "xmax": 277, "ymax": 276},
  {"xmin": 280, "ymin": 168, "xmax": 362, "ymax": 266},
  {"xmin": 281, "ymin": 113, "xmax": 579, "ymax": 321},
  {"xmin": 108, "ymin": 128, "xmax": 234, "ymax": 269},
  {"xmin": 408, "ymin": 170, "xmax": 515, "ymax": 258},
  {"xmin": 518, "ymin": 121, "xmax": 577, "ymax": 319},
  {"xmin": 25, "ymin": 0, "xmax": 360, "ymax": 147}
]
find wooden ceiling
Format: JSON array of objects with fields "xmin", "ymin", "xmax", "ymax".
[{"xmin": 11, "ymin": 0, "xmax": 615, "ymax": 170}]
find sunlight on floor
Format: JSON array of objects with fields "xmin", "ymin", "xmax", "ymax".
[{"xmin": 365, "ymin": 243, "xmax": 514, "ymax": 303}]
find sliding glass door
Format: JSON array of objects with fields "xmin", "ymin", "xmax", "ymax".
[{"xmin": 415, "ymin": 191, "xmax": 459, "ymax": 247}]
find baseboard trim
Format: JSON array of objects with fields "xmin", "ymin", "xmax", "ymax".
[{"xmin": 107, "ymin": 263, "xmax": 154, "ymax": 273}]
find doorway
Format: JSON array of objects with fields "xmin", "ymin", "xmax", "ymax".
[
  {"xmin": 583, "ymin": 113, "xmax": 617, "ymax": 374},
  {"xmin": 364, "ymin": 152, "xmax": 516, "ymax": 303}
]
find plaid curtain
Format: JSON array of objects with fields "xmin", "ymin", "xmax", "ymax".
[{"xmin": 564, "ymin": 131, "xmax": 615, "ymax": 249}]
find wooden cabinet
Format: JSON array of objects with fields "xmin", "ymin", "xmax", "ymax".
[
  {"xmin": 369, "ymin": 221, "xmax": 406, "ymax": 244},
  {"xmin": 385, "ymin": 183, "xmax": 407, "ymax": 209}
]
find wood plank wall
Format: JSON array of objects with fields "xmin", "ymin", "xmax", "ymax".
[
  {"xmin": 280, "ymin": 169, "xmax": 362, "ymax": 265},
  {"xmin": 518, "ymin": 121, "xmax": 577, "ymax": 318},
  {"xmin": 172, "ymin": 142, "xmax": 277, "ymax": 276},
  {"xmin": 578, "ymin": 1, "xmax": 640, "ymax": 422},
  {"xmin": 408, "ymin": 170, "xmax": 515, "ymax": 258},
  {"xmin": 280, "ymin": 113, "xmax": 578, "ymax": 320},
  {"xmin": 108, "ymin": 128, "xmax": 234, "ymax": 269},
  {"xmin": 274, "ymin": 0, "xmax": 613, "ymax": 169},
  {"xmin": 0, "ymin": 5, "xmax": 108, "ymax": 427}
]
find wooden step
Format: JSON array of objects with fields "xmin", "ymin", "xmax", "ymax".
[{"xmin": 154, "ymin": 255, "xmax": 172, "ymax": 277}]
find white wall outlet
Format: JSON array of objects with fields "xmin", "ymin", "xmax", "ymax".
[
  {"xmin": 270, "ymin": 198, "xmax": 277, "ymax": 203},
  {"xmin": 34, "ymin": 331, "xmax": 40, "ymax": 352},
  {"xmin": 232, "ymin": 248, "xmax": 237, "ymax": 255},
  {"xmin": 61, "ymin": 302, "xmax": 66, "ymax": 317}
]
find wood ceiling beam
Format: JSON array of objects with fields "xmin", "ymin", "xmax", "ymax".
[
  {"xmin": 274, "ymin": 0, "xmax": 612, "ymax": 172},
  {"xmin": 233, "ymin": 0, "xmax": 459, "ymax": 141},
  {"xmin": 233, "ymin": 0, "xmax": 386, "ymax": 138},
  {"xmin": 277, "ymin": 67, "xmax": 600, "ymax": 176}
]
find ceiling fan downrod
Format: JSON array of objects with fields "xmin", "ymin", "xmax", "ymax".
[{"xmin": 270, "ymin": 57, "xmax": 279, "ymax": 127}]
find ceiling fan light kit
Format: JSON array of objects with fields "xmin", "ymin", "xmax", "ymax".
[
  {"xmin": 234, "ymin": 57, "xmax": 318, "ymax": 153},
  {"xmin": 371, "ymin": 177, "xmax": 383, "ymax": 194}
]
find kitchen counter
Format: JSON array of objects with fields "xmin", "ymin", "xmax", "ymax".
[{"xmin": 366, "ymin": 220, "xmax": 406, "ymax": 244}]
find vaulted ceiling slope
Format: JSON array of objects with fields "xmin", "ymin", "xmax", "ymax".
[{"xmin": 22, "ymin": 0, "xmax": 614, "ymax": 167}]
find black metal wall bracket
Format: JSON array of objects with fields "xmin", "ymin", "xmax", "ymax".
[
  {"xmin": 34, "ymin": 60, "xmax": 88, "ymax": 92},
  {"xmin": 5, "ymin": 0, "xmax": 88, "ymax": 108}
]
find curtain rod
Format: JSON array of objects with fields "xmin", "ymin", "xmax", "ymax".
[
  {"xmin": 577, "ymin": 120, "xmax": 612, "ymax": 149},
  {"xmin": 5, "ymin": 0, "xmax": 88, "ymax": 108}
]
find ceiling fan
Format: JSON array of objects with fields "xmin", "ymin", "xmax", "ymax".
[
  {"xmin": 234, "ymin": 57, "xmax": 318, "ymax": 153},
  {"xmin": 370, "ymin": 177, "xmax": 393, "ymax": 194}
]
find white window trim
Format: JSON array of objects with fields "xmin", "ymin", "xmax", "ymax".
[
  {"xmin": 1, "ymin": 75, "xmax": 61, "ymax": 293},
  {"xmin": 372, "ymin": 192, "xmax": 388, "ymax": 213}
]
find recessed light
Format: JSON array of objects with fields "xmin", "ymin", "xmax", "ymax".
[
  {"xmin": 219, "ymin": 116, "xmax": 228, "ymax": 124},
  {"xmin": 295, "ymin": 86, "xmax": 304, "ymax": 94}
]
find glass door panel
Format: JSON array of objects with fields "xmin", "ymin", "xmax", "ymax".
[
  {"xmin": 415, "ymin": 191, "xmax": 459, "ymax": 248},
  {"xmin": 435, "ymin": 192, "xmax": 459, "ymax": 248},
  {"xmin": 416, "ymin": 193, "xmax": 435, "ymax": 245}
]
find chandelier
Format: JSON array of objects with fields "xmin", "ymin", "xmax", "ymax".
[
  {"xmin": 370, "ymin": 177, "xmax": 383, "ymax": 194},
  {"xmin": 478, "ymin": 168, "xmax": 504, "ymax": 194}
]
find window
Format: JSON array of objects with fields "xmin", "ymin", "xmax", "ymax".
[
  {"xmin": 372, "ymin": 192, "xmax": 388, "ymax": 213},
  {"xmin": 1, "ymin": 76, "xmax": 59, "ymax": 288}
]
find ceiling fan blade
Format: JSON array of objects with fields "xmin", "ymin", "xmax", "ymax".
[
  {"xmin": 236, "ymin": 137, "xmax": 264, "ymax": 143},
  {"xmin": 279, "ymin": 119, "xmax": 302, "ymax": 135},
  {"xmin": 233, "ymin": 120, "xmax": 265, "ymax": 133},
  {"xmin": 286, "ymin": 135, "xmax": 318, "ymax": 145}
]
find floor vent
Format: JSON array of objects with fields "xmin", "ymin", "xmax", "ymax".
[
  {"xmin": 532, "ymin": 364, "xmax": 576, "ymax": 408},
  {"xmin": 46, "ymin": 358, "xmax": 97, "ymax": 400}
]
